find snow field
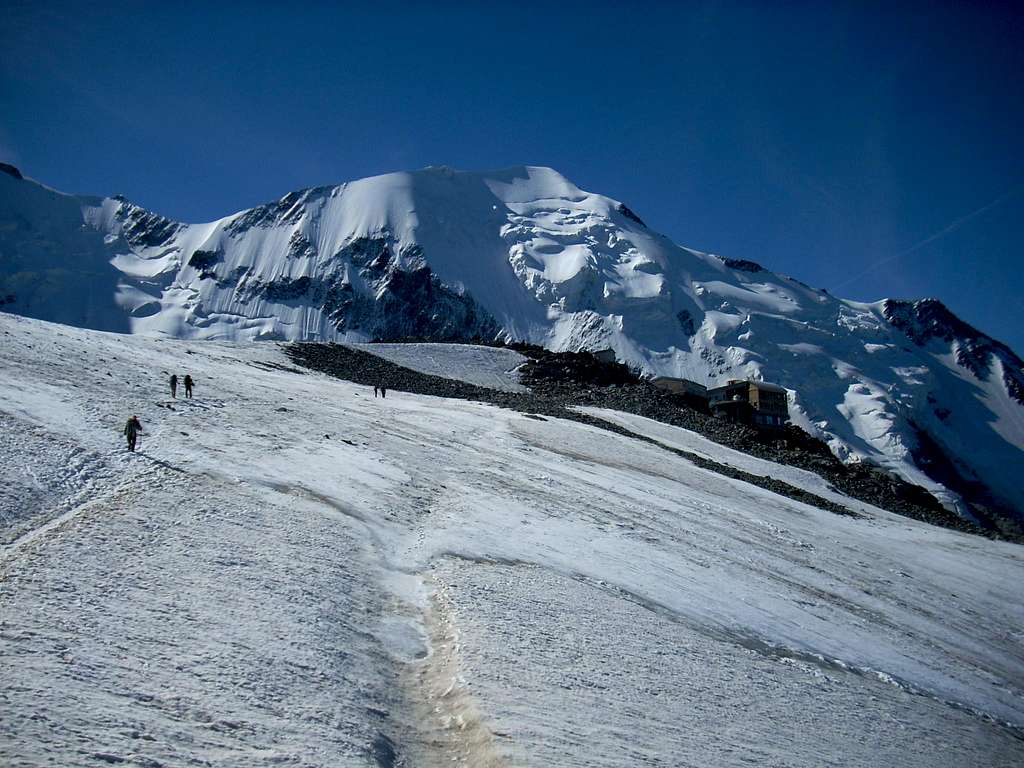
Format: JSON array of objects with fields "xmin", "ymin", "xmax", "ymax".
[
  {"xmin": 350, "ymin": 343, "xmax": 527, "ymax": 392},
  {"xmin": 576, "ymin": 406, "xmax": 891, "ymax": 518},
  {"xmin": 2, "ymin": 468, "xmax": 397, "ymax": 766},
  {"xmin": 1, "ymin": 312, "xmax": 1022, "ymax": 766}
]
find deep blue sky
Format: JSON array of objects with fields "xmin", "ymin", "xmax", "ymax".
[{"xmin": 3, "ymin": 1, "xmax": 1022, "ymax": 352}]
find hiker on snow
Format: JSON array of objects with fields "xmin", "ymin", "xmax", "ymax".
[
  {"xmin": 170, "ymin": 374, "xmax": 178, "ymax": 399},
  {"xmin": 184, "ymin": 374, "xmax": 194, "ymax": 398},
  {"xmin": 124, "ymin": 416, "xmax": 143, "ymax": 452}
]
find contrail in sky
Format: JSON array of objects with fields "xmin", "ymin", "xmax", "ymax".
[{"xmin": 832, "ymin": 181, "xmax": 1023, "ymax": 292}]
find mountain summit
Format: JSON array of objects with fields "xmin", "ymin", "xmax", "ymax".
[{"xmin": 1, "ymin": 165, "xmax": 1022, "ymax": 521}]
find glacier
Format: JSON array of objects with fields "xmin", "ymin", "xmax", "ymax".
[{"xmin": 1, "ymin": 163, "xmax": 1022, "ymax": 521}]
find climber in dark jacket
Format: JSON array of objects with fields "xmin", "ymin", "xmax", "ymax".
[
  {"xmin": 170, "ymin": 374, "xmax": 178, "ymax": 399},
  {"xmin": 184, "ymin": 374, "xmax": 194, "ymax": 398},
  {"xmin": 124, "ymin": 416, "xmax": 143, "ymax": 452}
]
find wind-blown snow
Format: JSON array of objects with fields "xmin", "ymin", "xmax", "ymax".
[
  {"xmin": 1, "ymin": 313, "xmax": 1022, "ymax": 766},
  {"xmin": 1, "ymin": 165, "xmax": 1022, "ymax": 520}
]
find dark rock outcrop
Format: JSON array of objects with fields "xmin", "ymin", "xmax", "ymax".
[
  {"xmin": 720, "ymin": 257, "xmax": 765, "ymax": 273},
  {"xmin": 113, "ymin": 200, "xmax": 182, "ymax": 248},
  {"xmin": 288, "ymin": 231, "xmax": 317, "ymax": 259},
  {"xmin": 617, "ymin": 203, "xmax": 647, "ymax": 227},
  {"xmin": 221, "ymin": 234, "xmax": 500, "ymax": 342},
  {"xmin": 188, "ymin": 250, "xmax": 223, "ymax": 272},
  {"xmin": 225, "ymin": 186, "xmax": 333, "ymax": 233},
  {"xmin": 676, "ymin": 309, "xmax": 696, "ymax": 336}
]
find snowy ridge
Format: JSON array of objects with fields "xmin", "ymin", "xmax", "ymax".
[
  {"xmin": 1, "ymin": 313, "xmax": 1022, "ymax": 766},
  {"xmin": 1, "ymin": 166, "xmax": 1022, "ymax": 519}
]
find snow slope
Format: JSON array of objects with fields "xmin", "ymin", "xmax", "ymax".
[
  {"xmin": 351, "ymin": 343, "xmax": 527, "ymax": 392},
  {"xmin": 578, "ymin": 406, "xmax": 889, "ymax": 518},
  {"xmin": 1, "ymin": 165, "xmax": 1022, "ymax": 520},
  {"xmin": 1, "ymin": 313, "xmax": 1022, "ymax": 766}
]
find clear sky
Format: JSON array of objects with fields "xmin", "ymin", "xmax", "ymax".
[{"xmin": 3, "ymin": 1, "xmax": 1022, "ymax": 353}]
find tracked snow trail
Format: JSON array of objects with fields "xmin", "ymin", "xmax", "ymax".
[
  {"xmin": 1, "ymin": 463, "xmax": 401, "ymax": 766},
  {"xmin": 1, "ymin": 313, "xmax": 1023, "ymax": 766}
]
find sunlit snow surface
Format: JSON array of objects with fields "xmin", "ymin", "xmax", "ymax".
[{"xmin": 1, "ymin": 313, "xmax": 1022, "ymax": 767}]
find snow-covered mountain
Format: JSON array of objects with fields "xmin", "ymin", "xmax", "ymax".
[{"xmin": 1, "ymin": 163, "xmax": 1022, "ymax": 520}]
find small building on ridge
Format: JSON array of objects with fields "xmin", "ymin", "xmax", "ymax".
[{"xmin": 707, "ymin": 380, "xmax": 789, "ymax": 428}]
